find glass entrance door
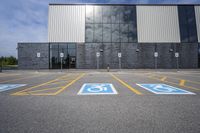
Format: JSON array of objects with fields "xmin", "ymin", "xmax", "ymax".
[{"xmin": 50, "ymin": 43, "xmax": 76, "ymax": 69}]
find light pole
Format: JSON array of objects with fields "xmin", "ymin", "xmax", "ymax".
[
  {"xmin": 60, "ymin": 53, "xmax": 64, "ymax": 72},
  {"xmin": 175, "ymin": 52, "xmax": 179, "ymax": 72},
  {"xmin": 154, "ymin": 52, "xmax": 158, "ymax": 69},
  {"xmin": 118, "ymin": 52, "xmax": 122, "ymax": 70},
  {"xmin": 96, "ymin": 52, "xmax": 100, "ymax": 69},
  {"xmin": 37, "ymin": 52, "xmax": 41, "ymax": 72}
]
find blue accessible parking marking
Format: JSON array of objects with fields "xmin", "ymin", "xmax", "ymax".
[
  {"xmin": 0, "ymin": 84, "xmax": 26, "ymax": 92},
  {"xmin": 78, "ymin": 83, "xmax": 118, "ymax": 95},
  {"xmin": 137, "ymin": 84, "xmax": 195, "ymax": 95}
]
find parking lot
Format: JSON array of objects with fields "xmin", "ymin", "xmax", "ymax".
[{"xmin": 0, "ymin": 70, "xmax": 200, "ymax": 133}]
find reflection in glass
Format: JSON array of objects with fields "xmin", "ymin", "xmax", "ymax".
[
  {"xmin": 94, "ymin": 6, "xmax": 102, "ymax": 23},
  {"xmin": 102, "ymin": 6, "xmax": 111, "ymax": 23},
  {"xmin": 178, "ymin": 6, "xmax": 198, "ymax": 43},
  {"xmin": 129, "ymin": 23, "xmax": 137, "ymax": 42},
  {"xmin": 86, "ymin": 6, "xmax": 94, "ymax": 23},
  {"xmin": 85, "ymin": 5, "xmax": 137, "ymax": 43},
  {"xmin": 86, "ymin": 24, "xmax": 94, "ymax": 42},
  {"xmin": 111, "ymin": 6, "xmax": 121, "ymax": 24},
  {"xmin": 112, "ymin": 24, "xmax": 120, "ymax": 42},
  {"xmin": 103, "ymin": 24, "xmax": 111, "ymax": 42},
  {"xmin": 94, "ymin": 24, "xmax": 103, "ymax": 42},
  {"xmin": 50, "ymin": 43, "xmax": 76, "ymax": 69},
  {"xmin": 120, "ymin": 24, "xmax": 128, "ymax": 42}
]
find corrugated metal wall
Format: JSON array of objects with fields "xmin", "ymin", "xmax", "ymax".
[
  {"xmin": 136, "ymin": 6, "xmax": 180, "ymax": 43},
  {"xmin": 48, "ymin": 5, "xmax": 85, "ymax": 42},
  {"xmin": 195, "ymin": 6, "xmax": 200, "ymax": 43}
]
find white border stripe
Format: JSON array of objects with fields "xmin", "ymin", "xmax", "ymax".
[
  {"xmin": 77, "ymin": 83, "xmax": 118, "ymax": 95},
  {"xmin": 136, "ymin": 83, "xmax": 195, "ymax": 95},
  {"xmin": 0, "ymin": 84, "xmax": 27, "ymax": 92}
]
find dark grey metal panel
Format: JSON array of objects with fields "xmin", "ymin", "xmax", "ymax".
[
  {"xmin": 18, "ymin": 43, "xmax": 49, "ymax": 69},
  {"xmin": 76, "ymin": 43, "xmax": 99, "ymax": 69},
  {"xmin": 103, "ymin": 43, "xmax": 120, "ymax": 69},
  {"xmin": 157, "ymin": 44, "xmax": 177, "ymax": 69},
  {"xmin": 179, "ymin": 43, "xmax": 198, "ymax": 68},
  {"xmin": 121, "ymin": 43, "xmax": 138, "ymax": 68},
  {"xmin": 18, "ymin": 43, "xmax": 198, "ymax": 69},
  {"xmin": 76, "ymin": 43, "xmax": 198, "ymax": 69},
  {"xmin": 138, "ymin": 43, "xmax": 155, "ymax": 68}
]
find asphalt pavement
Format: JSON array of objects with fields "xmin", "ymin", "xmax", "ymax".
[{"xmin": 0, "ymin": 70, "xmax": 199, "ymax": 133}]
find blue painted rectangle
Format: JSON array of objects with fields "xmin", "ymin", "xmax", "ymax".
[
  {"xmin": 78, "ymin": 83, "xmax": 118, "ymax": 95},
  {"xmin": 137, "ymin": 84, "xmax": 195, "ymax": 95},
  {"xmin": 0, "ymin": 84, "xmax": 26, "ymax": 92}
]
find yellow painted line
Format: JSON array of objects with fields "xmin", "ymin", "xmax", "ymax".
[
  {"xmin": 11, "ymin": 74, "xmax": 69, "ymax": 95},
  {"xmin": 48, "ymin": 78, "xmax": 73, "ymax": 85},
  {"xmin": 168, "ymin": 72, "xmax": 200, "ymax": 78},
  {"xmin": 152, "ymin": 73, "xmax": 200, "ymax": 85},
  {"xmin": 47, "ymin": 81, "xmax": 70, "ymax": 85},
  {"xmin": 0, "ymin": 73, "xmax": 46, "ymax": 83},
  {"xmin": 11, "ymin": 93, "xmax": 29, "ymax": 96},
  {"xmin": 29, "ymin": 93, "xmax": 56, "ymax": 96},
  {"xmin": 179, "ymin": 80, "xmax": 185, "ymax": 86},
  {"xmin": 110, "ymin": 74, "xmax": 142, "ymax": 95},
  {"xmin": 52, "ymin": 73, "xmax": 85, "ymax": 95},
  {"xmin": 160, "ymin": 77, "xmax": 167, "ymax": 81},
  {"xmin": 148, "ymin": 76, "xmax": 200, "ymax": 91},
  {"xmin": 27, "ymin": 86, "xmax": 64, "ymax": 93},
  {"xmin": 13, "ymin": 93, "xmax": 55, "ymax": 96}
]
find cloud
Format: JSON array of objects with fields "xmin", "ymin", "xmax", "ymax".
[
  {"xmin": 0, "ymin": 0, "xmax": 49, "ymax": 57},
  {"xmin": 0, "ymin": 0, "xmax": 199, "ymax": 57}
]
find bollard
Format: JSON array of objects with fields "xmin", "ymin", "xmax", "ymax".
[{"xmin": 107, "ymin": 64, "xmax": 110, "ymax": 72}]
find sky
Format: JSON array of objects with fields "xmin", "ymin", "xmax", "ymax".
[{"xmin": 0, "ymin": 0, "xmax": 200, "ymax": 57}]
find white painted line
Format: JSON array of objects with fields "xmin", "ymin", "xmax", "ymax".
[
  {"xmin": 136, "ymin": 83, "xmax": 195, "ymax": 95},
  {"xmin": 78, "ymin": 83, "xmax": 118, "ymax": 95},
  {"xmin": 0, "ymin": 84, "xmax": 27, "ymax": 92}
]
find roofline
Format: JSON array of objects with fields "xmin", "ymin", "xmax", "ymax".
[{"xmin": 49, "ymin": 3, "xmax": 200, "ymax": 6}]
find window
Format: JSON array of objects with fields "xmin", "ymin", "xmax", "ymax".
[
  {"xmin": 112, "ymin": 24, "xmax": 120, "ymax": 42},
  {"xmin": 86, "ymin": 6, "xmax": 94, "ymax": 23},
  {"xmin": 50, "ymin": 43, "xmax": 76, "ymax": 69},
  {"xmin": 94, "ymin": 6, "xmax": 102, "ymax": 23},
  {"xmin": 111, "ymin": 6, "xmax": 121, "ymax": 23},
  {"xmin": 178, "ymin": 6, "xmax": 198, "ymax": 43},
  {"xmin": 94, "ymin": 24, "xmax": 103, "ymax": 42},
  {"xmin": 102, "ymin": 6, "xmax": 111, "ymax": 23},
  {"xmin": 128, "ymin": 23, "xmax": 137, "ymax": 42},
  {"xmin": 103, "ymin": 24, "xmax": 111, "ymax": 42},
  {"xmin": 85, "ymin": 5, "xmax": 137, "ymax": 43},
  {"xmin": 120, "ymin": 24, "xmax": 129, "ymax": 42},
  {"xmin": 85, "ymin": 24, "xmax": 93, "ymax": 42}
]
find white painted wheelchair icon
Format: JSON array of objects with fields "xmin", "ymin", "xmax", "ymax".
[
  {"xmin": 87, "ymin": 85, "xmax": 108, "ymax": 93},
  {"xmin": 152, "ymin": 85, "xmax": 175, "ymax": 92}
]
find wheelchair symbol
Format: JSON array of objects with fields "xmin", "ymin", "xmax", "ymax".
[
  {"xmin": 152, "ymin": 85, "xmax": 175, "ymax": 92},
  {"xmin": 137, "ymin": 84, "xmax": 195, "ymax": 95},
  {"xmin": 78, "ymin": 83, "xmax": 118, "ymax": 95},
  {"xmin": 87, "ymin": 85, "xmax": 108, "ymax": 93}
]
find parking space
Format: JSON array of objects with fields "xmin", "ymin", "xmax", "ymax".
[
  {"xmin": 0, "ymin": 70, "xmax": 199, "ymax": 96},
  {"xmin": 0, "ymin": 70, "xmax": 199, "ymax": 133},
  {"xmin": 145, "ymin": 72, "xmax": 200, "ymax": 93},
  {"xmin": 11, "ymin": 73, "xmax": 85, "ymax": 96}
]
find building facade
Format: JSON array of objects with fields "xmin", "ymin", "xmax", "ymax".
[{"xmin": 18, "ymin": 4, "xmax": 200, "ymax": 69}]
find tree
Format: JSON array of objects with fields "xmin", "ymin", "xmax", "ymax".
[{"xmin": 0, "ymin": 56, "xmax": 18, "ymax": 65}]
